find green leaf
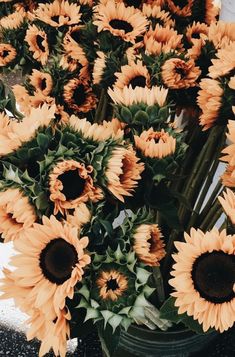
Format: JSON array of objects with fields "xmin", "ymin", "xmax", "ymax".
[
  {"xmin": 134, "ymin": 110, "xmax": 149, "ymax": 125},
  {"xmin": 36, "ymin": 133, "xmax": 50, "ymax": 150},
  {"xmin": 35, "ymin": 192, "xmax": 49, "ymax": 211},
  {"xmin": 159, "ymin": 297, "xmax": 182, "ymax": 323},
  {"xmin": 97, "ymin": 323, "xmax": 121, "ymax": 357},
  {"xmin": 120, "ymin": 107, "xmax": 132, "ymax": 124},
  {"xmin": 181, "ymin": 314, "xmax": 206, "ymax": 335}
]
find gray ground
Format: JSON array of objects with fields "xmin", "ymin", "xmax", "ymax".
[{"xmin": 0, "ymin": 324, "xmax": 75, "ymax": 357}]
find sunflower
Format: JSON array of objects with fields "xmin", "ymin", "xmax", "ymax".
[
  {"xmin": 34, "ymin": 0, "xmax": 81, "ymax": 27},
  {"xmin": 221, "ymin": 165, "xmax": 235, "ymax": 188},
  {"xmin": 204, "ymin": 0, "xmax": 219, "ymax": 25},
  {"xmin": 166, "ymin": 0, "xmax": 193, "ymax": 17},
  {"xmin": 29, "ymin": 70, "xmax": 53, "ymax": 96},
  {"xmin": 134, "ymin": 128, "xmax": 176, "ymax": 159},
  {"xmin": 108, "ymin": 85, "xmax": 168, "ymax": 107},
  {"xmin": 93, "ymin": 51, "xmax": 106, "ymax": 85},
  {"xmin": 60, "ymin": 43, "xmax": 88, "ymax": 72},
  {"xmin": 25, "ymin": 25, "xmax": 49, "ymax": 65},
  {"xmin": 63, "ymin": 77, "xmax": 97, "ymax": 114},
  {"xmin": 114, "ymin": 61, "xmax": 150, "ymax": 89},
  {"xmin": 229, "ymin": 77, "xmax": 235, "ymax": 91},
  {"xmin": 218, "ymin": 188, "xmax": 235, "ymax": 224},
  {"xmin": 169, "ymin": 228, "xmax": 235, "ymax": 333},
  {"xmin": 49, "ymin": 160, "xmax": 103, "ymax": 215},
  {"xmin": 77, "ymin": 246, "xmax": 154, "ymax": 332},
  {"xmin": 0, "ymin": 43, "xmax": 17, "ymax": 67},
  {"xmin": 132, "ymin": 224, "xmax": 165, "ymax": 266},
  {"xmin": 146, "ymin": 0, "xmax": 165, "ymax": 6},
  {"xmin": 96, "ymin": 269, "xmax": 128, "ymax": 301},
  {"xmin": 0, "ymin": 188, "xmax": 36, "ymax": 243},
  {"xmin": 221, "ymin": 120, "xmax": 235, "ymax": 165},
  {"xmin": 29, "ymin": 92, "xmax": 55, "ymax": 111},
  {"xmin": 0, "ymin": 112, "xmax": 21, "ymax": 155},
  {"xmin": 0, "ymin": 104, "xmax": 55, "ymax": 156},
  {"xmin": 144, "ymin": 25, "xmax": 183, "ymax": 55},
  {"xmin": 27, "ymin": 308, "xmax": 71, "ymax": 357},
  {"xmin": 185, "ymin": 21, "xmax": 208, "ymax": 45},
  {"xmin": 68, "ymin": 116, "xmax": 124, "ymax": 142},
  {"xmin": 4, "ymin": 215, "xmax": 90, "ymax": 318},
  {"xmin": 63, "ymin": 25, "xmax": 83, "ymax": 47},
  {"xmin": 161, "ymin": 58, "xmax": 201, "ymax": 89},
  {"xmin": 208, "ymin": 22, "xmax": 235, "ymax": 50},
  {"xmin": 142, "ymin": 4, "xmax": 175, "ymax": 28},
  {"xmin": 0, "ymin": 10, "xmax": 25, "ymax": 29},
  {"xmin": 185, "ymin": 21, "xmax": 208, "ymax": 60},
  {"xmin": 1, "ymin": 269, "xmax": 71, "ymax": 357},
  {"xmin": 13, "ymin": 85, "xmax": 55, "ymax": 115},
  {"xmin": 0, "ymin": 268, "xmax": 33, "ymax": 314},
  {"xmin": 198, "ymin": 78, "xmax": 223, "ymax": 130},
  {"xmin": 105, "ymin": 146, "xmax": 144, "ymax": 202},
  {"xmin": 15, "ymin": 0, "xmax": 38, "ymax": 14},
  {"xmin": 209, "ymin": 43, "xmax": 235, "ymax": 79},
  {"xmin": 54, "ymin": 105, "xmax": 70, "ymax": 125},
  {"xmin": 93, "ymin": 0, "xmax": 148, "ymax": 44},
  {"xmin": 12, "ymin": 85, "xmax": 31, "ymax": 115},
  {"xmin": 66, "ymin": 202, "xmax": 91, "ymax": 232}
]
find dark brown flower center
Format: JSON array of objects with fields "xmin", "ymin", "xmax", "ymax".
[
  {"xmin": 2, "ymin": 50, "xmax": 9, "ymax": 58},
  {"xmin": 51, "ymin": 15, "xmax": 60, "ymax": 23},
  {"xmin": 72, "ymin": 84, "xmax": 86, "ymax": 106},
  {"xmin": 124, "ymin": 0, "xmax": 142, "ymax": 8},
  {"xmin": 40, "ymin": 78, "xmax": 47, "ymax": 90},
  {"xmin": 119, "ymin": 156, "xmax": 130, "ymax": 184},
  {"xmin": 172, "ymin": 0, "xmax": 189, "ymax": 9},
  {"xmin": 192, "ymin": 251, "xmax": 235, "ymax": 304},
  {"xmin": 39, "ymin": 238, "xmax": 78, "ymax": 285},
  {"xmin": 191, "ymin": 32, "xmax": 201, "ymax": 39},
  {"xmin": 149, "ymin": 233, "xmax": 156, "ymax": 253},
  {"xmin": 129, "ymin": 75, "xmax": 146, "ymax": 88},
  {"xmin": 109, "ymin": 19, "xmax": 133, "ymax": 34},
  {"xmin": 36, "ymin": 35, "xmax": 46, "ymax": 52},
  {"xmin": 175, "ymin": 67, "xmax": 186, "ymax": 77},
  {"xmin": 6, "ymin": 212, "xmax": 18, "ymax": 225},
  {"xmin": 106, "ymin": 278, "xmax": 119, "ymax": 291},
  {"xmin": 58, "ymin": 169, "xmax": 86, "ymax": 200}
]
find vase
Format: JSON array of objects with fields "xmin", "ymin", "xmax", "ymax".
[{"xmin": 114, "ymin": 324, "xmax": 217, "ymax": 357}]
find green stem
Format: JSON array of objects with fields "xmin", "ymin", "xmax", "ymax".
[
  {"xmin": 178, "ymin": 126, "xmax": 224, "ymax": 227},
  {"xmin": 199, "ymin": 199, "xmax": 222, "ymax": 231},
  {"xmin": 161, "ymin": 230, "xmax": 179, "ymax": 278},
  {"xmin": 186, "ymin": 128, "xmax": 226, "ymax": 230},
  {"xmin": 152, "ymin": 267, "xmax": 165, "ymax": 303},
  {"xmin": 94, "ymin": 89, "xmax": 106, "ymax": 123},
  {"xmin": 197, "ymin": 180, "xmax": 222, "ymax": 226}
]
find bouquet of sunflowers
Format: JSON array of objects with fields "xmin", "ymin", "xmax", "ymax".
[{"xmin": 0, "ymin": 0, "xmax": 234, "ymax": 356}]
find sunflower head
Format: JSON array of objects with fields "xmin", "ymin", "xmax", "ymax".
[
  {"xmin": 0, "ymin": 43, "xmax": 17, "ymax": 67},
  {"xmin": 134, "ymin": 128, "xmax": 176, "ymax": 159},
  {"xmin": 170, "ymin": 228, "xmax": 235, "ymax": 332},
  {"xmin": 132, "ymin": 223, "xmax": 165, "ymax": 266},
  {"xmin": 218, "ymin": 188, "xmax": 235, "ymax": 225},
  {"xmin": 63, "ymin": 77, "xmax": 97, "ymax": 114},
  {"xmin": 0, "ymin": 188, "xmax": 37, "ymax": 242},
  {"xmin": 93, "ymin": 0, "xmax": 149, "ymax": 45},
  {"xmin": 161, "ymin": 58, "xmax": 201, "ymax": 89},
  {"xmin": 104, "ymin": 145, "xmax": 144, "ymax": 202},
  {"xmin": 49, "ymin": 159, "xmax": 103, "ymax": 215},
  {"xmin": 76, "ymin": 245, "xmax": 154, "ymax": 331}
]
